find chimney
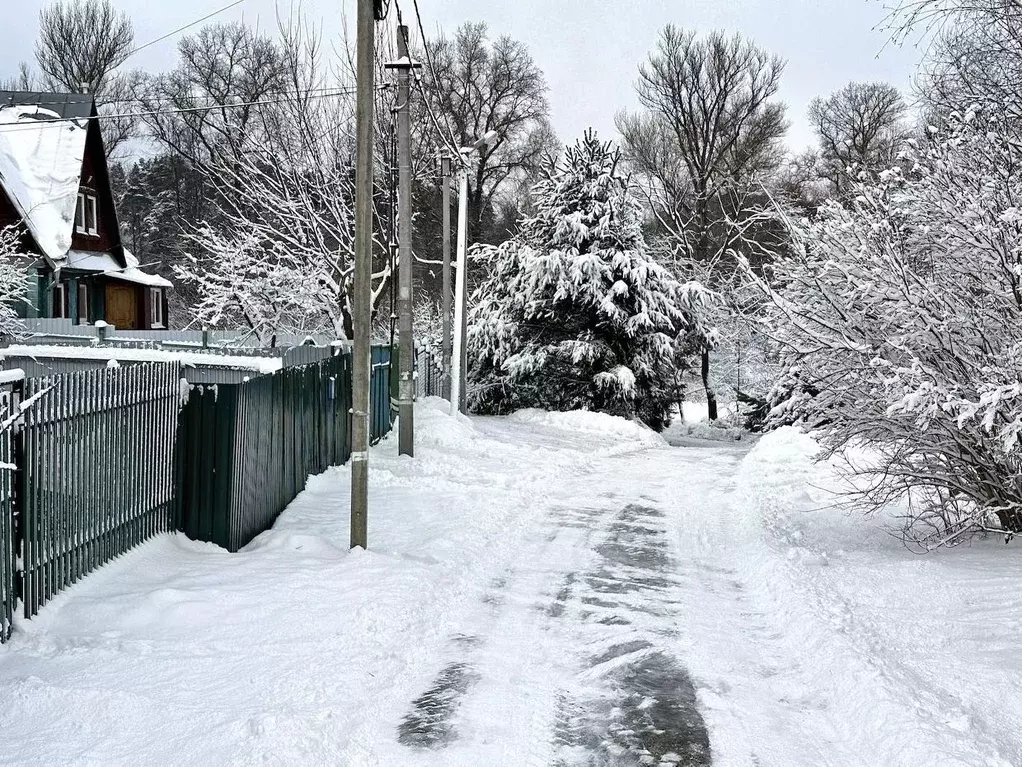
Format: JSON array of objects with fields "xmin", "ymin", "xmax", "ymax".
[{"xmin": 79, "ymin": 83, "xmax": 89, "ymax": 95}]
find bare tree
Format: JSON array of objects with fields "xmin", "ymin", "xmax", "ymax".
[
  {"xmin": 34, "ymin": 0, "xmax": 136, "ymax": 156},
  {"xmin": 420, "ymin": 22, "xmax": 556, "ymax": 237},
  {"xmin": 773, "ymin": 148, "xmax": 829, "ymax": 211},
  {"xmin": 133, "ymin": 22, "xmax": 289, "ymax": 173},
  {"xmin": 887, "ymin": 0, "xmax": 1022, "ymax": 124},
  {"xmin": 35, "ymin": 0, "xmax": 133, "ymax": 93},
  {"xmin": 618, "ymin": 27, "xmax": 787, "ymax": 248},
  {"xmin": 616, "ymin": 26, "xmax": 787, "ymax": 419},
  {"xmin": 808, "ymin": 82, "xmax": 909, "ymax": 196},
  {"xmin": 177, "ymin": 20, "xmax": 391, "ymax": 341},
  {"xmin": 0, "ymin": 63, "xmax": 38, "ymax": 92}
]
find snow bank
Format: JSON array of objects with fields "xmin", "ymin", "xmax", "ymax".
[
  {"xmin": 506, "ymin": 407, "xmax": 666, "ymax": 449},
  {"xmin": 0, "ymin": 106, "xmax": 86, "ymax": 262}
]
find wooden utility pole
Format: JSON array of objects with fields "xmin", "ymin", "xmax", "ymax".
[
  {"xmin": 440, "ymin": 154, "xmax": 453, "ymax": 401},
  {"xmin": 387, "ymin": 26, "xmax": 420, "ymax": 457},
  {"xmin": 350, "ymin": 0, "xmax": 376, "ymax": 549}
]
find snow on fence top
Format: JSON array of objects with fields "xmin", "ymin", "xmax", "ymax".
[
  {"xmin": 0, "ymin": 105, "xmax": 87, "ymax": 262},
  {"xmin": 0, "ymin": 344, "xmax": 285, "ymax": 374}
]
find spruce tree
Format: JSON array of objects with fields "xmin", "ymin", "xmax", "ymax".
[{"xmin": 467, "ymin": 131, "xmax": 704, "ymax": 430}]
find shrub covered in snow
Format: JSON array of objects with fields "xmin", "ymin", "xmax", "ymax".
[
  {"xmin": 467, "ymin": 132, "xmax": 708, "ymax": 431},
  {"xmin": 0, "ymin": 225, "xmax": 29, "ymax": 337},
  {"xmin": 755, "ymin": 106, "xmax": 1022, "ymax": 548}
]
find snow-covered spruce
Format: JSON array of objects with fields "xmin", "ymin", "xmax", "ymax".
[
  {"xmin": 467, "ymin": 131, "xmax": 708, "ymax": 431},
  {"xmin": 754, "ymin": 106, "xmax": 1022, "ymax": 548}
]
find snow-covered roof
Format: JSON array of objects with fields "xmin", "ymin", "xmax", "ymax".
[
  {"xmin": 67, "ymin": 249, "xmax": 174, "ymax": 289},
  {"xmin": 0, "ymin": 103, "xmax": 88, "ymax": 263}
]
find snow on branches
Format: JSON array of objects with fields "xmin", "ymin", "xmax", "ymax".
[
  {"xmin": 756, "ymin": 105, "xmax": 1022, "ymax": 547},
  {"xmin": 467, "ymin": 131, "xmax": 709, "ymax": 430},
  {"xmin": 174, "ymin": 27, "xmax": 391, "ymax": 344},
  {"xmin": 0, "ymin": 225, "xmax": 29, "ymax": 337}
]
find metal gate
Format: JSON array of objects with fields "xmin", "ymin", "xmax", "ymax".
[{"xmin": 15, "ymin": 363, "xmax": 181, "ymax": 626}]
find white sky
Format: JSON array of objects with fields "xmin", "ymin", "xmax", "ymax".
[{"xmin": 1, "ymin": 0, "xmax": 927, "ymax": 153}]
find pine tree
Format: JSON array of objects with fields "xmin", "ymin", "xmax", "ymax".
[{"xmin": 467, "ymin": 131, "xmax": 706, "ymax": 430}]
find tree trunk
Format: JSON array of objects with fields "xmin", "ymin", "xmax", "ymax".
[{"xmin": 701, "ymin": 346, "xmax": 718, "ymax": 421}]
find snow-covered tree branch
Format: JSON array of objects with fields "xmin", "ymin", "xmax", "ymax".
[
  {"xmin": 0, "ymin": 225, "xmax": 30, "ymax": 338},
  {"xmin": 755, "ymin": 105, "xmax": 1022, "ymax": 547},
  {"xmin": 174, "ymin": 23, "xmax": 392, "ymax": 343}
]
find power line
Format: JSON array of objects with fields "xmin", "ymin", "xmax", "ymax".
[
  {"xmin": 125, "ymin": 0, "xmax": 248, "ymax": 60},
  {"xmin": 0, "ymin": 87, "xmax": 375, "ymax": 133},
  {"xmin": 3, "ymin": 85, "xmax": 366, "ymax": 110},
  {"xmin": 404, "ymin": 0, "xmax": 461, "ymax": 155}
]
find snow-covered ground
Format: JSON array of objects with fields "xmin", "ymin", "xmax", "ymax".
[{"xmin": 1, "ymin": 400, "xmax": 1021, "ymax": 765}]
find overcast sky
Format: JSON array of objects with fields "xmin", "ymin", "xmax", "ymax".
[{"xmin": 1, "ymin": 0, "xmax": 926, "ymax": 153}]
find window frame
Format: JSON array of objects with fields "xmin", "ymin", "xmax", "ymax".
[
  {"xmin": 150, "ymin": 287, "xmax": 164, "ymax": 328},
  {"xmin": 76, "ymin": 281, "xmax": 89, "ymax": 324},
  {"xmin": 75, "ymin": 190, "xmax": 99, "ymax": 237},
  {"xmin": 51, "ymin": 282, "xmax": 67, "ymax": 319}
]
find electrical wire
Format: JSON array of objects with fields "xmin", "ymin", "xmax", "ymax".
[
  {"xmin": 2, "ymin": 85, "xmax": 370, "ymax": 110},
  {"xmin": 125, "ymin": 0, "xmax": 248, "ymax": 60},
  {"xmin": 0, "ymin": 86, "xmax": 384, "ymax": 133},
  {"xmin": 390, "ymin": 0, "xmax": 460, "ymax": 158},
  {"xmin": 408, "ymin": 0, "xmax": 461, "ymax": 154}
]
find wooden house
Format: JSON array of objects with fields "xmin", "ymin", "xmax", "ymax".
[{"xmin": 0, "ymin": 90, "xmax": 171, "ymax": 330}]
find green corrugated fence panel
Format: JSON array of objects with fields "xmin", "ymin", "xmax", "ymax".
[{"xmin": 173, "ymin": 347, "xmax": 395, "ymax": 553}]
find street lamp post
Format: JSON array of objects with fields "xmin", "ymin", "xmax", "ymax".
[{"xmin": 450, "ymin": 130, "xmax": 498, "ymax": 417}]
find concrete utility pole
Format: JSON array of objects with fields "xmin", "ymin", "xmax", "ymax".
[
  {"xmin": 386, "ymin": 26, "xmax": 421, "ymax": 457},
  {"xmin": 450, "ymin": 131, "xmax": 498, "ymax": 417},
  {"xmin": 350, "ymin": 0, "xmax": 377, "ymax": 549},
  {"xmin": 450, "ymin": 165, "xmax": 470, "ymax": 416},
  {"xmin": 440, "ymin": 154, "xmax": 453, "ymax": 401}
]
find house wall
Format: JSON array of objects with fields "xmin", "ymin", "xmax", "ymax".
[
  {"xmin": 69, "ymin": 127, "xmax": 116, "ymax": 254},
  {"xmin": 0, "ymin": 187, "xmax": 18, "ymax": 230}
]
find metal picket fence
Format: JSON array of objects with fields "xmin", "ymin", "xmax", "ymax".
[
  {"xmin": 0, "ymin": 346, "xmax": 396, "ymax": 640},
  {"xmin": 415, "ymin": 348, "xmax": 445, "ymax": 399},
  {"xmin": 19, "ymin": 363, "xmax": 181, "ymax": 620},
  {"xmin": 0, "ymin": 376, "xmax": 18, "ymax": 642}
]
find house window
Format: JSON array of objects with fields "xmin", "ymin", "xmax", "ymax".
[
  {"xmin": 150, "ymin": 287, "xmax": 164, "ymax": 328},
  {"xmin": 77, "ymin": 282, "xmax": 89, "ymax": 324},
  {"xmin": 51, "ymin": 282, "xmax": 68, "ymax": 318},
  {"xmin": 75, "ymin": 191, "xmax": 99, "ymax": 236}
]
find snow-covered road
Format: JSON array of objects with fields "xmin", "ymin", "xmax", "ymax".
[{"xmin": 1, "ymin": 400, "xmax": 1021, "ymax": 765}]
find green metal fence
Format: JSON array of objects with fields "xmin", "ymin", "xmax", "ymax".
[
  {"xmin": 0, "ymin": 346, "xmax": 395, "ymax": 640},
  {"xmin": 177, "ymin": 346, "xmax": 393, "ymax": 552},
  {"xmin": 19, "ymin": 363, "xmax": 181, "ymax": 619},
  {"xmin": 0, "ymin": 379, "xmax": 18, "ymax": 643}
]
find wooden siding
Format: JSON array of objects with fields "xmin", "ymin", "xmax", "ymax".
[{"xmin": 69, "ymin": 124, "xmax": 117, "ymax": 254}]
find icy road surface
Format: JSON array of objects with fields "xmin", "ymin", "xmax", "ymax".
[{"xmin": 1, "ymin": 399, "xmax": 1021, "ymax": 765}]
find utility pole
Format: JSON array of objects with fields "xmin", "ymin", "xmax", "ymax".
[
  {"xmin": 449, "ymin": 131, "xmax": 497, "ymax": 417},
  {"xmin": 440, "ymin": 154, "xmax": 453, "ymax": 401},
  {"xmin": 450, "ymin": 164, "xmax": 469, "ymax": 416},
  {"xmin": 386, "ymin": 26, "xmax": 420, "ymax": 456},
  {"xmin": 350, "ymin": 0, "xmax": 377, "ymax": 549}
]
